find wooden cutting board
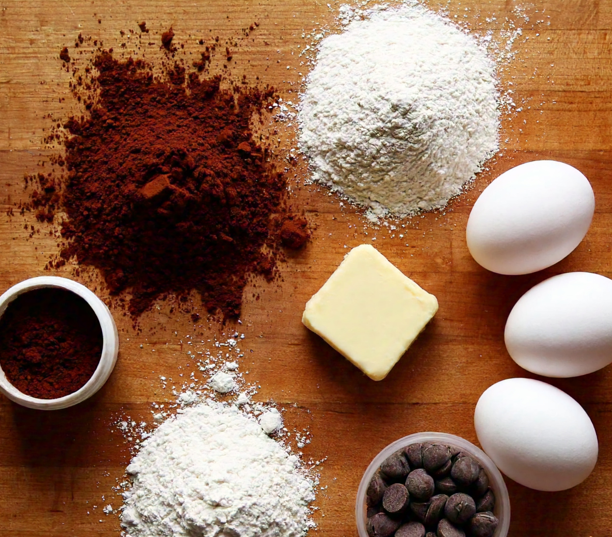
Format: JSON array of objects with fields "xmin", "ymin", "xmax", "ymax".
[{"xmin": 1, "ymin": 0, "xmax": 612, "ymax": 535}]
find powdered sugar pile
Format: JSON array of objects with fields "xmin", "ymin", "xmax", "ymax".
[
  {"xmin": 121, "ymin": 402, "xmax": 315, "ymax": 537},
  {"xmin": 299, "ymin": 2, "xmax": 500, "ymax": 221}
]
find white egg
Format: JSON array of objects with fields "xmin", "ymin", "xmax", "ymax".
[
  {"xmin": 505, "ymin": 272, "xmax": 612, "ymax": 377},
  {"xmin": 466, "ymin": 160, "xmax": 594, "ymax": 275},
  {"xmin": 475, "ymin": 378, "xmax": 598, "ymax": 491}
]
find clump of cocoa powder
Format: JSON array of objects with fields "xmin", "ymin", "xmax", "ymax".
[
  {"xmin": 59, "ymin": 47, "xmax": 71, "ymax": 63},
  {"xmin": 280, "ymin": 216, "xmax": 310, "ymax": 249},
  {"xmin": 161, "ymin": 27, "xmax": 175, "ymax": 50}
]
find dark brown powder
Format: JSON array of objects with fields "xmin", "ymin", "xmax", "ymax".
[
  {"xmin": 29, "ymin": 41, "xmax": 306, "ymax": 320},
  {"xmin": 280, "ymin": 216, "xmax": 310, "ymax": 249},
  {"xmin": 0, "ymin": 288, "xmax": 102, "ymax": 399},
  {"xmin": 161, "ymin": 27, "xmax": 175, "ymax": 50},
  {"xmin": 59, "ymin": 47, "xmax": 71, "ymax": 63}
]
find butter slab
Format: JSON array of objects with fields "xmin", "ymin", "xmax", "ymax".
[{"xmin": 302, "ymin": 244, "xmax": 438, "ymax": 381}]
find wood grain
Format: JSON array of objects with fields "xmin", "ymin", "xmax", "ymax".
[{"xmin": 1, "ymin": 0, "xmax": 612, "ymax": 535}]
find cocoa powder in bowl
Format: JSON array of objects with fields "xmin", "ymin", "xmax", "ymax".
[{"xmin": 0, "ymin": 288, "xmax": 102, "ymax": 399}]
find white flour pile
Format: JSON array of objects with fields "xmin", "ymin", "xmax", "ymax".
[
  {"xmin": 120, "ymin": 402, "xmax": 316, "ymax": 537},
  {"xmin": 299, "ymin": 2, "xmax": 500, "ymax": 221}
]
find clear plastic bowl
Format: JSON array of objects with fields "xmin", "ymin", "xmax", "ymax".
[
  {"xmin": 356, "ymin": 432, "xmax": 510, "ymax": 537},
  {"xmin": 0, "ymin": 276, "xmax": 119, "ymax": 410}
]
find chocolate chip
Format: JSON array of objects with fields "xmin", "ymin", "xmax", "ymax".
[
  {"xmin": 468, "ymin": 512, "xmax": 499, "ymax": 537},
  {"xmin": 382, "ymin": 483, "xmax": 410, "ymax": 515},
  {"xmin": 424, "ymin": 494, "xmax": 448, "ymax": 527},
  {"xmin": 367, "ymin": 505, "xmax": 379, "ymax": 518},
  {"xmin": 423, "ymin": 444, "xmax": 452, "ymax": 473},
  {"xmin": 431, "ymin": 459, "xmax": 452, "ymax": 478},
  {"xmin": 381, "ymin": 450, "xmax": 411, "ymax": 482},
  {"xmin": 476, "ymin": 489, "xmax": 495, "ymax": 513},
  {"xmin": 367, "ymin": 473, "xmax": 387, "ymax": 506},
  {"xmin": 409, "ymin": 501, "xmax": 429, "ymax": 522},
  {"xmin": 406, "ymin": 469, "xmax": 435, "ymax": 502},
  {"xmin": 470, "ymin": 469, "xmax": 489, "ymax": 498},
  {"xmin": 437, "ymin": 518, "xmax": 466, "ymax": 537},
  {"xmin": 396, "ymin": 521, "xmax": 426, "ymax": 537},
  {"xmin": 451, "ymin": 456, "xmax": 481, "ymax": 487},
  {"xmin": 426, "ymin": 533, "xmax": 436, "ymax": 537},
  {"xmin": 405, "ymin": 443, "xmax": 423, "ymax": 468},
  {"xmin": 435, "ymin": 477, "xmax": 458, "ymax": 495},
  {"xmin": 367, "ymin": 513, "xmax": 401, "ymax": 537},
  {"xmin": 444, "ymin": 493, "xmax": 476, "ymax": 525}
]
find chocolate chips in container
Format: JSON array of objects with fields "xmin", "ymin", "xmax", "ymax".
[{"xmin": 359, "ymin": 435, "xmax": 510, "ymax": 537}]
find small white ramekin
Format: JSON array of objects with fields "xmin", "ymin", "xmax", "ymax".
[
  {"xmin": 0, "ymin": 276, "xmax": 119, "ymax": 410},
  {"xmin": 356, "ymin": 432, "xmax": 511, "ymax": 537}
]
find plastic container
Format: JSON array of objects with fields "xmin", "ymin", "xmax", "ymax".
[
  {"xmin": 356, "ymin": 432, "xmax": 510, "ymax": 537},
  {"xmin": 0, "ymin": 276, "xmax": 119, "ymax": 410}
]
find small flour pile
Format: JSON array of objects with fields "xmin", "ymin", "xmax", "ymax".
[
  {"xmin": 299, "ymin": 2, "xmax": 500, "ymax": 220},
  {"xmin": 120, "ymin": 402, "xmax": 316, "ymax": 537}
]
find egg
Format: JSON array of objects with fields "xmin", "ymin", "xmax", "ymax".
[
  {"xmin": 505, "ymin": 272, "xmax": 612, "ymax": 378},
  {"xmin": 466, "ymin": 160, "xmax": 594, "ymax": 275},
  {"xmin": 475, "ymin": 378, "xmax": 598, "ymax": 491}
]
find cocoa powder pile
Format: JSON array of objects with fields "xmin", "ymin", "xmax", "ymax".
[{"xmin": 31, "ymin": 39, "xmax": 308, "ymax": 319}]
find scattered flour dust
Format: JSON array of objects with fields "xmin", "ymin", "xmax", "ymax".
[
  {"xmin": 299, "ymin": 1, "xmax": 500, "ymax": 221},
  {"xmin": 121, "ymin": 402, "xmax": 315, "ymax": 537}
]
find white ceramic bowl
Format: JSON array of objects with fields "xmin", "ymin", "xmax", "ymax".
[
  {"xmin": 0, "ymin": 276, "xmax": 119, "ymax": 410},
  {"xmin": 356, "ymin": 432, "xmax": 511, "ymax": 537}
]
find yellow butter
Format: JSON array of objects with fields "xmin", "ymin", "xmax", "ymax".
[{"xmin": 302, "ymin": 244, "xmax": 438, "ymax": 381}]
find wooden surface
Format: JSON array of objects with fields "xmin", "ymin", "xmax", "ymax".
[{"xmin": 1, "ymin": 0, "xmax": 612, "ymax": 535}]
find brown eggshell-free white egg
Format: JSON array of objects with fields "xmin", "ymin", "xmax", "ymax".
[
  {"xmin": 466, "ymin": 160, "xmax": 594, "ymax": 275},
  {"xmin": 475, "ymin": 378, "xmax": 598, "ymax": 491}
]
